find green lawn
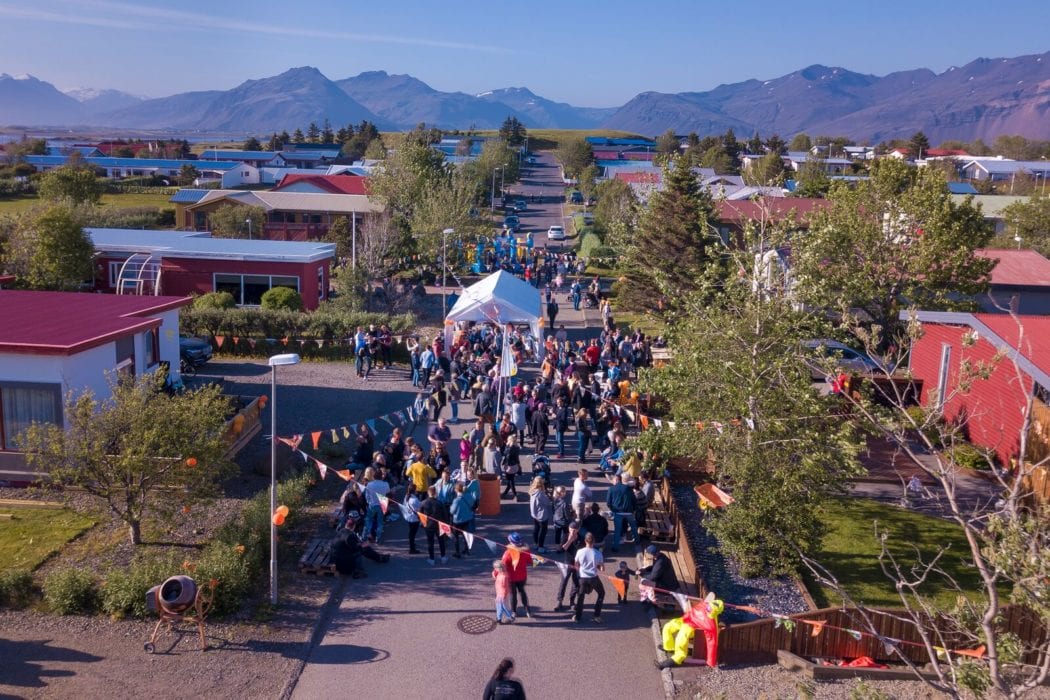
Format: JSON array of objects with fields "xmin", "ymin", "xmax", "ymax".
[
  {"xmin": 0, "ymin": 192, "xmax": 174, "ymax": 215},
  {"xmin": 0, "ymin": 196, "xmax": 42, "ymax": 215},
  {"xmin": 808, "ymin": 498, "xmax": 985, "ymax": 609},
  {"xmin": 0, "ymin": 507, "xmax": 97, "ymax": 572}
]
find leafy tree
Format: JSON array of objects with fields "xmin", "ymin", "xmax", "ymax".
[
  {"xmin": 326, "ymin": 216, "xmax": 354, "ymax": 260},
  {"xmin": 616, "ymin": 156, "xmax": 716, "ymax": 312},
  {"xmin": 342, "ymin": 121, "xmax": 381, "ymax": 161},
  {"xmin": 765, "ymin": 134, "xmax": 786, "ymax": 156},
  {"xmin": 356, "ymin": 212, "xmax": 402, "ymax": 280},
  {"xmin": 306, "ymin": 121, "xmax": 321, "ymax": 143},
  {"xmin": 113, "ymin": 146, "xmax": 135, "ymax": 158},
  {"xmin": 207, "ymin": 204, "xmax": 267, "ymax": 239},
  {"xmin": 555, "ymin": 136, "xmax": 594, "ymax": 179},
  {"xmin": 7, "ymin": 137, "xmax": 47, "ymax": 158},
  {"xmin": 363, "ymin": 138, "xmax": 387, "ymax": 160},
  {"xmin": 1001, "ymin": 195, "xmax": 1050, "ymax": 257},
  {"xmin": 993, "ymin": 134, "xmax": 1038, "ymax": 161},
  {"xmin": 455, "ymin": 137, "xmax": 474, "ymax": 157},
  {"xmin": 260, "ymin": 286, "xmax": 304, "ymax": 311},
  {"xmin": 698, "ymin": 144, "xmax": 734, "ymax": 174},
  {"xmin": 498, "ymin": 116, "xmax": 527, "ymax": 147},
  {"xmin": 242, "ymin": 136, "xmax": 262, "ymax": 151},
  {"xmin": 722, "ymin": 128, "xmax": 741, "ymax": 162},
  {"xmin": 577, "ymin": 164, "xmax": 600, "ymax": 201},
  {"xmin": 278, "ymin": 130, "xmax": 291, "ymax": 146},
  {"xmin": 21, "ymin": 374, "xmax": 233, "ymax": 545},
  {"xmin": 910, "ymin": 131, "xmax": 931, "ymax": 159},
  {"xmin": 292, "ymin": 128, "xmax": 305, "ymax": 144},
  {"xmin": 637, "ymin": 238, "xmax": 861, "ymax": 576},
  {"xmin": 792, "ymin": 159, "xmax": 995, "ymax": 342},
  {"xmin": 655, "ymin": 129, "xmax": 680, "ymax": 159},
  {"xmin": 592, "ymin": 177, "xmax": 638, "ymax": 250},
  {"xmin": 745, "ymin": 151, "xmax": 787, "ymax": 186},
  {"xmin": 37, "ymin": 161, "xmax": 103, "ymax": 206},
  {"xmin": 192, "ymin": 291, "xmax": 235, "ymax": 309},
  {"xmin": 405, "ymin": 122, "xmax": 442, "ymax": 147},
  {"xmin": 793, "ymin": 157, "xmax": 831, "ymax": 198},
  {"xmin": 368, "ymin": 139, "xmax": 449, "ymax": 224},
  {"xmin": 4, "ymin": 204, "xmax": 93, "ymax": 290},
  {"xmin": 745, "ymin": 131, "xmax": 764, "ymax": 155},
  {"xmin": 178, "ymin": 164, "xmax": 200, "ymax": 187},
  {"xmin": 265, "ymin": 133, "xmax": 281, "ymax": 151},
  {"xmin": 788, "ymin": 133, "xmax": 812, "ymax": 152}
]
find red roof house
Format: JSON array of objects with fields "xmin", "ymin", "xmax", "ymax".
[
  {"xmin": 905, "ymin": 310, "xmax": 1050, "ymax": 467},
  {"xmin": 271, "ymin": 173, "xmax": 370, "ymax": 195},
  {"xmin": 975, "ymin": 248, "xmax": 1050, "ymax": 314}
]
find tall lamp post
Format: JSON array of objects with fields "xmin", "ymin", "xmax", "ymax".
[
  {"xmin": 441, "ymin": 227, "xmax": 455, "ymax": 317},
  {"xmin": 245, "ymin": 218, "xmax": 253, "ymax": 240},
  {"xmin": 268, "ymin": 352, "xmax": 300, "ymax": 605},
  {"xmin": 490, "ymin": 167, "xmax": 502, "ymax": 212}
]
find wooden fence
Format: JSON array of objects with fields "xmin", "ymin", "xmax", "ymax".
[
  {"xmin": 223, "ymin": 396, "xmax": 264, "ymax": 458},
  {"xmin": 697, "ymin": 604, "xmax": 1046, "ymax": 665},
  {"xmin": 1025, "ymin": 398, "xmax": 1050, "ymax": 509}
]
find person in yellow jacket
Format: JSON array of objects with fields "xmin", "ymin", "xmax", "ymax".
[{"xmin": 658, "ymin": 592, "xmax": 724, "ymax": 669}]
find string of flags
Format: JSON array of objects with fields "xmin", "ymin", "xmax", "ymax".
[
  {"xmin": 207, "ymin": 334, "xmax": 418, "ymax": 352},
  {"xmin": 277, "ymin": 439, "xmax": 986, "ymax": 662}
]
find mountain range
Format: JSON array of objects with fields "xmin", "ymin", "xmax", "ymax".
[{"xmin": 1, "ymin": 52, "xmax": 1049, "ymax": 143}]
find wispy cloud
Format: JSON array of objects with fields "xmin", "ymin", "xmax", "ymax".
[{"xmin": 27, "ymin": 0, "xmax": 511, "ymax": 53}]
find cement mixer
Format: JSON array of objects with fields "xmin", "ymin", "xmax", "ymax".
[{"xmin": 144, "ymin": 576, "xmax": 217, "ymax": 653}]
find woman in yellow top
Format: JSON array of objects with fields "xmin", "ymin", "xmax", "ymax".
[{"xmin": 405, "ymin": 460, "xmax": 437, "ymax": 493}]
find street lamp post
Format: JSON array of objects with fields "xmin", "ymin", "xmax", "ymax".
[
  {"xmin": 268, "ymin": 352, "xmax": 300, "ymax": 605},
  {"xmin": 441, "ymin": 228, "xmax": 455, "ymax": 317},
  {"xmin": 245, "ymin": 218, "xmax": 253, "ymax": 240},
  {"xmin": 491, "ymin": 167, "xmax": 501, "ymax": 212}
]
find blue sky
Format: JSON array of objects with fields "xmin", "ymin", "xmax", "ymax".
[{"xmin": 0, "ymin": 0, "xmax": 1047, "ymax": 106}]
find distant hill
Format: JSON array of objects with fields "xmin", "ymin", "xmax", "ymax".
[
  {"xmin": 602, "ymin": 52, "xmax": 1050, "ymax": 142},
  {"xmin": 3, "ymin": 53, "xmax": 1050, "ymax": 141}
]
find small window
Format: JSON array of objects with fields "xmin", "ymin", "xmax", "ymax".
[
  {"xmin": 0, "ymin": 382, "xmax": 62, "ymax": 450},
  {"xmin": 271, "ymin": 276, "xmax": 299, "ymax": 292},
  {"xmin": 936, "ymin": 343, "xmax": 952, "ymax": 407},
  {"xmin": 317, "ymin": 266, "xmax": 325, "ymax": 300},
  {"xmin": 214, "ymin": 274, "xmax": 242, "ymax": 303},
  {"xmin": 242, "ymin": 275, "xmax": 270, "ymax": 306},
  {"xmin": 108, "ymin": 261, "xmax": 125, "ymax": 288},
  {"xmin": 143, "ymin": 328, "xmax": 158, "ymax": 368}
]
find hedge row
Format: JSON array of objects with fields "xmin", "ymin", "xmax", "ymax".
[{"xmin": 180, "ymin": 307, "xmax": 416, "ymax": 341}]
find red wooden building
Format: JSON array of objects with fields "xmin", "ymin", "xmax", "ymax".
[
  {"xmin": 87, "ymin": 228, "xmax": 335, "ymax": 310},
  {"xmin": 906, "ymin": 310, "xmax": 1050, "ymax": 466}
]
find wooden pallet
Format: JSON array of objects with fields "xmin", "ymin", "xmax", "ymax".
[{"xmin": 298, "ymin": 537, "xmax": 337, "ymax": 576}]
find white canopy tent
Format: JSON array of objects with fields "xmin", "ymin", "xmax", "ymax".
[{"xmin": 443, "ymin": 270, "xmax": 544, "ymax": 359}]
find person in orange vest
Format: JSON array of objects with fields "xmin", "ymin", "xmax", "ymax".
[{"xmin": 658, "ymin": 592, "xmax": 724, "ymax": 668}]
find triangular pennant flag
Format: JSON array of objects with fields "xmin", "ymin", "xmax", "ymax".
[
  {"xmin": 330, "ymin": 428, "xmax": 340, "ymax": 443},
  {"xmin": 335, "ymin": 469, "xmax": 352, "ymax": 481},
  {"xmin": 314, "ymin": 459, "xmax": 328, "ymax": 480},
  {"xmin": 933, "ymin": 646, "xmax": 949, "ymax": 662},
  {"xmin": 713, "ymin": 421, "xmax": 724, "ymax": 434},
  {"xmin": 381, "ymin": 414, "xmax": 395, "ymax": 427},
  {"xmin": 297, "ymin": 450, "xmax": 310, "ymax": 463},
  {"xmin": 745, "ymin": 417, "xmax": 755, "ymax": 430},
  {"xmin": 248, "ymin": 338, "xmax": 257, "ymax": 349},
  {"xmin": 610, "ymin": 576, "xmax": 626, "ymax": 599},
  {"xmin": 418, "ymin": 512, "xmax": 429, "ymax": 528},
  {"xmin": 807, "ymin": 620, "xmax": 826, "ymax": 637},
  {"xmin": 438, "ymin": 521, "xmax": 452, "ymax": 537},
  {"xmin": 342, "ymin": 426, "xmax": 351, "ymax": 439},
  {"xmin": 215, "ymin": 335, "xmax": 225, "ymax": 348},
  {"xmin": 378, "ymin": 494, "xmax": 389, "ymax": 515},
  {"xmin": 311, "ymin": 431, "xmax": 322, "ymax": 450},
  {"xmin": 953, "ymin": 646, "xmax": 986, "ymax": 659},
  {"xmin": 880, "ymin": 636, "xmax": 900, "ymax": 655},
  {"xmin": 531, "ymin": 554, "xmax": 544, "ymax": 567},
  {"xmin": 555, "ymin": 561, "xmax": 568, "ymax": 577},
  {"xmin": 281, "ymin": 337, "xmax": 289, "ymax": 346},
  {"xmin": 463, "ymin": 531, "xmax": 474, "ymax": 551},
  {"xmin": 653, "ymin": 418, "xmax": 662, "ymax": 428},
  {"xmin": 366, "ymin": 419, "xmax": 377, "ymax": 434},
  {"xmin": 395, "ymin": 410, "xmax": 407, "ymax": 425},
  {"xmin": 232, "ymin": 336, "xmax": 239, "ymax": 345},
  {"xmin": 624, "ymin": 408, "xmax": 635, "ymax": 422},
  {"xmin": 485, "ymin": 538, "xmax": 500, "ymax": 555},
  {"xmin": 507, "ymin": 547, "xmax": 521, "ymax": 568},
  {"xmin": 277, "ymin": 437, "xmax": 298, "ymax": 449},
  {"xmin": 291, "ymin": 434, "xmax": 303, "ymax": 450},
  {"xmin": 734, "ymin": 604, "xmax": 761, "ymax": 615},
  {"xmin": 695, "ymin": 420, "xmax": 704, "ymax": 431},
  {"xmin": 667, "ymin": 421, "xmax": 677, "ymax": 431},
  {"xmin": 405, "ymin": 406, "xmax": 415, "ymax": 421},
  {"xmin": 846, "ymin": 629, "xmax": 863, "ymax": 641},
  {"xmin": 672, "ymin": 592, "xmax": 692, "ymax": 614},
  {"xmin": 316, "ymin": 339, "xmax": 325, "ymax": 348}
]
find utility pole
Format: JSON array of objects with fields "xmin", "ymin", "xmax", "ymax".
[{"xmin": 441, "ymin": 228, "xmax": 454, "ymax": 317}]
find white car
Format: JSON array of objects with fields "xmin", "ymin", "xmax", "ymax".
[
  {"xmin": 547, "ymin": 225, "xmax": 565, "ymax": 241},
  {"xmin": 802, "ymin": 339, "xmax": 884, "ymax": 380}
]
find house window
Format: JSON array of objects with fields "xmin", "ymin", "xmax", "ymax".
[
  {"xmin": 212, "ymin": 273, "xmax": 300, "ymax": 306},
  {"xmin": 936, "ymin": 343, "xmax": 952, "ymax": 407},
  {"xmin": 317, "ymin": 266, "xmax": 325, "ymax": 300},
  {"xmin": 108, "ymin": 261, "xmax": 125, "ymax": 288},
  {"xmin": 0, "ymin": 382, "xmax": 62, "ymax": 450},
  {"xmin": 143, "ymin": 328, "xmax": 159, "ymax": 368}
]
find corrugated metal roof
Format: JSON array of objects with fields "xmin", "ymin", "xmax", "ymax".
[
  {"xmin": 951, "ymin": 194, "xmax": 1029, "ymax": 218},
  {"xmin": 189, "ymin": 190, "xmax": 382, "ymax": 214},
  {"xmin": 199, "ymin": 150, "xmax": 282, "ymax": 161},
  {"xmin": 965, "ymin": 159, "xmax": 1050, "ymax": 174},
  {"xmin": 976, "ymin": 248, "xmax": 1050, "ymax": 287},
  {"xmin": 169, "ymin": 189, "xmax": 211, "ymax": 204},
  {"xmin": 24, "ymin": 155, "xmax": 242, "ymax": 170},
  {"xmin": 87, "ymin": 228, "xmax": 336, "ymax": 263}
]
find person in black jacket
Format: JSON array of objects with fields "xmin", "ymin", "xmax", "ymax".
[
  {"xmin": 330, "ymin": 516, "xmax": 389, "ymax": 578},
  {"xmin": 529, "ymin": 400, "xmax": 549, "ymax": 453},
  {"xmin": 635, "ymin": 544, "xmax": 680, "ymax": 593},
  {"xmin": 418, "ymin": 485, "xmax": 450, "ymax": 565},
  {"xmin": 580, "ymin": 502, "xmax": 608, "ymax": 548},
  {"xmin": 483, "ymin": 658, "xmax": 525, "ymax": 700},
  {"xmin": 551, "ymin": 397, "xmax": 573, "ymax": 458}
]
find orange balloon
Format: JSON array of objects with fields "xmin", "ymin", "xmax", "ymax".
[
  {"xmin": 276, "ymin": 505, "xmax": 289, "ymax": 517},
  {"xmin": 258, "ymin": 395, "xmax": 268, "ymax": 406},
  {"xmin": 182, "ymin": 505, "xmax": 191, "ymax": 514},
  {"xmin": 630, "ymin": 391, "xmax": 640, "ymax": 400},
  {"xmin": 272, "ymin": 512, "xmax": 286, "ymax": 526},
  {"xmin": 234, "ymin": 544, "xmax": 246, "ymax": 554},
  {"xmin": 185, "ymin": 457, "xmax": 198, "ymax": 467}
]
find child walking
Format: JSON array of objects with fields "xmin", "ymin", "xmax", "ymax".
[
  {"xmin": 493, "ymin": 560, "xmax": 515, "ymax": 624},
  {"xmin": 614, "ymin": 561, "xmax": 633, "ymax": 604}
]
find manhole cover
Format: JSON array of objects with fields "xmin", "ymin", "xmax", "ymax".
[{"xmin": 457, "ymin": 614, "xmax": 498, "ymax": 635}]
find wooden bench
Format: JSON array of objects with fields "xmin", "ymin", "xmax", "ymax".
[
  {"xmin": 641, "ymin": 478, "xmax": 677, "ymax": 544},
  {"xmin": 298, "ymin": 537, "xmax": 337, "ymax": 576}
]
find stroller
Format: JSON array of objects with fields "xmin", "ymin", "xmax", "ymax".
[
  {"xmin": 583, "ymin": 290, "xmax": 599, "ymax": 309},
  {"xmin": 531, "ymin": 454, "xmax": 553, "ymax": 495}
]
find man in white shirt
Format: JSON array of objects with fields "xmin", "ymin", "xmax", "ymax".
[
  {"xmin": 363, "ymin": 469, "xmax": 391, "ymax": 543},
  {"xmin": 573, "ymin": 531, "xmax": 605, "ymax": 623}
]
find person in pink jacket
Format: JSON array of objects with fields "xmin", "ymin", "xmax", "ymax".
[{"xmin": 492, "ymin": 560, "xmax": 514, "ymax": 624}]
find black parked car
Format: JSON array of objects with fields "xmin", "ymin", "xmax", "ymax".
[{"xmin": 179, "ymin": 336, "xmax": 213, "ymax": 367}]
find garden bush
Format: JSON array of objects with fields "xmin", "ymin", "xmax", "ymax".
[
  {"xmin": 44, "ymin": 568, "xmax": 100, "ymax": 615},
  {"xmin": 194, "ymin": 541, "xmax": 255, "ymax": 617},
  {"xmin": 948, "ymin": 442, "xmax": 994, "ymax": 471},
  {"xmin": 0, "ymin": 569, "xmax": 35, "ymax": 608},
  {"xmin": 193, "ymin": 291, "xmax": 235, "ymax": 310},
  {"xmin": 180, "ymin": 307, "xmax": 414, "ymax": 343},
  {"xmin": 101, "ymin": 555, "xmax": 181, "ymax": 618},
  {"xmin": 577, "ymin": 231, "xmax": 603, "ymax": 257},
  {"xmin": 260, "ymin": 287, "xmax": 304, "ymax": 312}
]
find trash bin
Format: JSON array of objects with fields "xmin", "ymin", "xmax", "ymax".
[{"xmin": 478, "ymin": 473, "xmax": 501, "ymax": 516}]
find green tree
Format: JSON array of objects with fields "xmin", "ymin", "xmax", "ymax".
[
  {"xmin": 7, "ymin": 137, "xmax": 47, "ymax": 158},
  {"xmin": 616, "ymin": 156, "xmax": 716, "ymax": 312},
  {"xmin": 765, "ymin": 134, "xmax": 786, "ymax": 156},
  {"xmin": 1001, "ymin": 195, "xmax": 1050, "ymax": 257},
  {"xmin": 320, "ymin": 118, "xmax": 334, "ymax": 144},
  {"xmin": 242, "ymin": 136, "xmax": 262, "ymax": 151},
  {"xmin": 909, "ymin": 131, "xmax": 931, "ymax": 160},
  {"xmin": 793, "ymin": 157, "xmax": 831, "ymax": 198},
  {"xmin": 792, "ymin": 159, "xmax": 995, "ymax": 342},
  {"xmin": 326, "ymin": 216, "xmax": 354, "ymax": 260},
  {"xmin": 788, "ymin": 133, "xmax": 812, "ymax": 152},
  {"xmin": 278, "ymin": 130, "xmax": 291, "ymax": 147},
  {"xmin": 260, "ymin": 286, "xmax": 304, "ymax": 311},
  {"xmin": 192, "ymin": 291, "xmax": 235, "ymax": 309},
  {"xmin": 555, "ymin": 136, "xmax": 594, "ymax": 179},
  {"xmin": 342, "ymin": 121, "xmax": 381, "ymax": 161},
  {"xmin": 698, "ymin": 145, "xmax": 734, "ymax": 174},
  {"xmin": 4, "ymin": 204, "xmax": 93, "ymax": 290},
  {"xmin": 306, "ymin": 121, "xmax": 321, "ymax": 143},
  {"xmin": 37, "ymin": 162, "xmax": 103, "ymax": 206},
  {"xmin": 207, "ymin": 204, "xmax": 267, "ymax": 239},
  {"xmin": 592, "ymin": 178, "xmax": 638, "ymax": 251},
  {"xmin": 178, "ymin": 164, "xmax": 200, "ymax": 187},
  {"xmin": 292, "ymin": 128, "xmax": 305, "ymax": 144},
  {"xmin": 21, "ymin": 374, "xmax": 233, "ymax": 545},
  {"xmin": 498, "ymin": 116, "xmax": 527, "ymax": 147},
  {"xmin": 745, "ymin": 150, "xmax": 787, "ymax": 186},
  {"xmin": 637, "ymin": 242, "xmax": 862, "ymax": 576},
  {"xmin": 655, "ymin": 129, "xmax": 680, "ymax": 160},
  {"xmin": 577, "ymin": 164, "xmax": 600, "ymax": 201},
  {"xmin": 745, "ymin": 131, "xmax": 764, "ymax": 155}
]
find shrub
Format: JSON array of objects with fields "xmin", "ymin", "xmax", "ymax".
[
  {"xmin": 195, "ymin": 541, "xmax": 255, "ymax": 617},
  {"xmin": 193, "ymin": 291, "xmax": 235, "ymax": 310},
  {"xmin": 261, "ymin": 287, "xmax": 304, "ymax": 312},
  {"xmin": 0, "ymin": 569, "xmax": 35, "ymax": 608},
  {"xmin": 44, "ymin": 568, "xmax": 99, "ymax": 615},
  {"xmin": 949, "ymin": 442, "xmax": 994, "ymax": 471},
  {"xmin": 101, "ymin": 555, "xmax": 180, "ymax": 618},
  {"xmin": 904, "ymin": 405, "xmax": 945, "ymax": 447},
  {"xmin": 589, "ymin": 245, "xmax": 618, "ymax": 261},
  {"xmin": 577, "ymin": 231, "xmax": 603, "ymax": 257}
]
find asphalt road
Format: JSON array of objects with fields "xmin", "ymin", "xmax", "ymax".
[{"xmin": 501, "ymin": 151, "xmax": 573, "ymax": 252}]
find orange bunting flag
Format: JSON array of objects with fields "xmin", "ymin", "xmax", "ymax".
[
  {"xmin": 531, "ymin": 554, "xmax": 543, "ymax": 567},
  {"xmin": 807, "ymin": 620, "xmax": 826, "ymax": 637},
  {"xmin": 215, "ymin": 335, "xmax": 225, "ymax": 348},
  {"xmin": 695, "ymin": 421, "xmax": 704, "ymax": 431},
  {"xmin": 640, "ymin": 415, "xmax": 650, "ymax": 431},
  {"xmin": 438, "ymin": 521, "xmax": 452, "ymax": 537},
  {"xmin": 507, "ymin": 547, "xmax": 521, "ymax": 568},
  {"xmin": 734, "ymin": 604, "xmax": 762, "ymax": 615},
  {"xmin": 378, "ymin": 495, "xmax": 389, "ymax": 515},
  {"xmin": 311, "ymin": 431, "xmax": 322, "ymax": 449},
  {"xmin": 232, "ymin": 336, "xmax": 239, "ymax": 345},
  {"xmin": 335, "ymin": 469, "xmax": 352, "ymax": 481},
  {"xmin": 954, "ymin": 646, "xmax": 987, "ymax": 659},
  {"xmin": 418, "ymin": 512, "xmax": 429, "ymax": 528},
  {"xmin": 610, "ymin": 576, "xmax": 626, "ymax": 599},
  {"xmin": 281, "ymin": 337, "xmax": 290, "ymax": 346}
]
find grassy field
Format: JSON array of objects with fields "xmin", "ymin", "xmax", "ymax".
[
  {"xmin": 808, "ymin": 498, "xmax": 988, "ymax": 609},
  {"xmin": 0, "ymin": 191, "xmax": 174, "ymax": 215},
  {"xmin": 471, "ymin": 128, "xmax": 650, "ymax": 151},
  {"xmin": 0, "ymin": 507, "xmax": 97, "ymax": 573}
]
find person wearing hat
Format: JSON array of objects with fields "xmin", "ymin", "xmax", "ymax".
[
  {"xmin": 501, "ymin": 532, "xmax": 533, "ymax": 618},
  {"xmin": 636, "ymin": 544, "xmax": 680, "ymax": 594}
]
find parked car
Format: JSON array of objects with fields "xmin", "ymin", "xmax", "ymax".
[
  {"xmin": 180, "ymin": 335, "xmax": 213, "ymax": 367},
  {"xmin": 513, "ymin": 198, "xmax": 528, "ymax": 211},
  {"xmin": 527, "ymin": 156, "xmax": 537, "ymax": 165},
  {"xmin": 802, "ymin": 339, "xmax": 882, "ymax": 380},
  {"xmin": 569, "ymin": 191, "xmax": 584, "ymax": 204},
  {"xmin": 547, "ymin": 225, "xmax": 565, "ymax": 241},
  {"xmin": 504, "ymin": 215, "xmax": 521, "ymax": 232}
]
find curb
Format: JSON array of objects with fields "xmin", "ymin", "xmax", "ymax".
[
  {"xmin": 649, "ymin": 606, "xmax": 677, "ymax": 699},
  {"xmin": 278, "ymin": 575, "xmax": 348, "ymax": 700}
]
